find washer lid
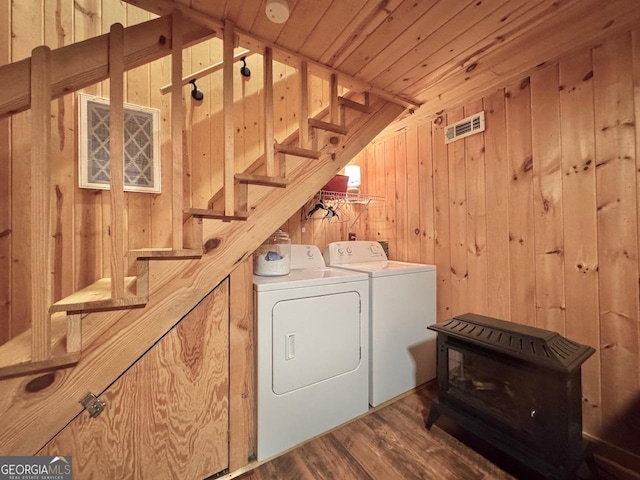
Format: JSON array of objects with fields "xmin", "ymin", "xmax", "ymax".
[
  {"xmin": 253, "ymin": 267, "xmax": 368, "ymax": 291},
  {"xmin": 334, "ymin": 260, "xmax": 436, "ymax": 278}
]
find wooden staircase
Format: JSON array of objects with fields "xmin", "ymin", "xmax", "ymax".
[{"xmin": 0, "ymin": 11, "xmax": 404, "ymax": 455}]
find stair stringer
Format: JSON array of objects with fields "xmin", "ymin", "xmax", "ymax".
[{"xmin": 0, "ymin": 96, "xmax": 404, "ymax": 456}]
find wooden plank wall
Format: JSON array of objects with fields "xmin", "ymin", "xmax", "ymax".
[
  {"xmin": 39, "ymin": 279, "xmax": 230, "ymax": 480},
  {"xmin": 0, "ymin": 0, "xmax": 328, "ymax": 345},
  {"xmin": 328, "ymin": 30, "xmax": 640, "ymax": 457}
]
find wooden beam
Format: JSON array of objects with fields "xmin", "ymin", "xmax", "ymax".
[
  {"xmin": 122, "ymin": 0, "xmax": 420, "ymax": 109},
  {"xmin": 0, "ymin": 15, "xmax": 215, "ymax": 119},
  {"xmin": 223, "ymin": 19, "xmax": 235, "ymax": 217},
  {"xmin": 109, "ymin": 23, "xmax": 125, "ymax": 300},
  {"xmin": 299, "ymin": 61, "xmax": 309, "ymax": 148},
  {"xmin": 30, "ymin": 45, "xmax": 52, "ymax": 362},
  {"xmin": 264, "ymin": 47, "xmax": 275, "ymax": 177},
  {"xmin": 171, "ymin": 11, "xmax": 184, "ymax": 250}
]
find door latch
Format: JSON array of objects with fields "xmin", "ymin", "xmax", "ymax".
[{"xmin": 79, "ymin": 392, "xmax": 105, "ymax": 418}]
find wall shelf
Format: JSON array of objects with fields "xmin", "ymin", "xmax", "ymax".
[
  {"xmin": 303, "ymin": 190, "xmax": 384, "ymax": 229},
  {"xmin": 319, "ymin": 190, "xmax": 384, "ymax": 205}
]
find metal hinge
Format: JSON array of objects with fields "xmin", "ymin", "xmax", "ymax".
[{"xmin": 79, "ymin": 392, "xmax": 105, "ymax": 418}]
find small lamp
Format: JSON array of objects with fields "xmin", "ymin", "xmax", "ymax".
[
  {"xmin": 345, "ymin": 164, "xmax": 361, "ymax": 198},
  {"xmin": 266, "ymin": 0, "xmax": 290, "ymax": 24}
]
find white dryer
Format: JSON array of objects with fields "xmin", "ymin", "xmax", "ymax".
[
  {"xmin": 254, "ymin": 245, "xmax": 369, "ymax": 461},
  {"xmin": 324, "ymin": 241, "xmax": 437, "ymax": 407}
]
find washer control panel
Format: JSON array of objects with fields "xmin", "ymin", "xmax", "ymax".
[
  {"xmin": 289, "ymin": 244, "xmax": 326, "ymax": 269},
  {"xmin": 324, "ymin": 241, "xmax": 387, "ymax": 265}
]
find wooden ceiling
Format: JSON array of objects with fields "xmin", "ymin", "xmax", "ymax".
[{"xmin": 128, "ymin": 0, "xmax": 640, "ymax": 123}]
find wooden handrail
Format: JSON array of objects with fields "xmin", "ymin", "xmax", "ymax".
[
  {"xmin": 0, "ymin": 15, "xmax": 215, "ymax": 120},
  {"xmin": 159, "ymin": 49, "xmax": 251, "ymax": 94}
]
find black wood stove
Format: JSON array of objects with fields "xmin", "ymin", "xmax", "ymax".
[{"xmin": 426, "ymin": 313, "xmax": 596, "ymax": 479}]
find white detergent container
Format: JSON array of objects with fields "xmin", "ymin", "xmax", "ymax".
[
  {"xmin": 324, "ymin": 241, "xmax": 437, "ymax": 407},
  {"xmin": 254, "ymin": 244, "xmax": 369, "ymax": 461}
]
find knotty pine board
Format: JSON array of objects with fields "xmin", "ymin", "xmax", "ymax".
[
  {"xmin": 464, "ymin": 99, "xmax": 489, "ymax": 317},
  {"xmin": 74, "ymin": 0, "xmax": 105, "ymax": 290},
  {"xmin": 187, "ymin": 38, "xmax": 213, "ymax": 209},
  {"xmin": 558, "ymin": 48, "xmax": 601, "ymax": 436},
  {"xmin": 384, "ymin": 137, "xmax": 397, "ymax": 260},
  {"xmin": 10, "ymin": 0, "xmax": 43, "ymax": 339},
  {"xmin": 405, "ymin": 126, "xmax": 421, "ymax": 264},
  {"xmin": 593, "ymin": 33, "xmax": 639, "ymax": 445},
  {"xmin": 46, "ymin": 0, "xmax": 75, "ymax": 304},
  {"xmin": 483, "ymin": 88, "xmax": 511, "ymax": 321},
  {"xmin": 40, "ymin": 280, "xmax": 230, "ymax": 480},
  {"xmin": 417, "ymin": 121, "xmax": 435, "ymax": 265},
  {"xmin": 530, "ymin": 64, "xmax": 565, "ymax": 334},
  {"xmin": 0, "ymin": 0, "xmax": 10, "ymax": 345},
  {"xmin": 505, "ymin": 77, "xmax": 535, "ymax": 327},
  {"xmin": 447, "ymin": 107, "xmax": 468, "ymax": 317},
  {"xmin": 432, "ymin": 111, "xmax": 452, "ymax": 322},
  {"xmin": 394, "ymin": 130, "xmax": 408, "ymax": 261},
  {"xmin": 229, "ymin": 258, "xmax": 255, "ymax": 472},
  {"xmin": 126, "ymin": 5, "xmax": 153, "ymax": 258}
]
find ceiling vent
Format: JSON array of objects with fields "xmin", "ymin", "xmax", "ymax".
[{"xmin": 444, "ymin": 111, "xmax": 485, "ymax": 144}]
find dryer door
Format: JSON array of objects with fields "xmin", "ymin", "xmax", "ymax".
[{"xmin": 272, "ymin": 291, "xmax": 361, "ymax": 395}]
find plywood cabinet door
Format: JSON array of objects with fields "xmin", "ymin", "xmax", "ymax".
[{"xmin": 39, "ymin": 280, "xmax": 230, "ymax": 480}]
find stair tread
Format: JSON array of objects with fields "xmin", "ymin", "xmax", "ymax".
[
  {"xmin": 235, "ymin": 173, "xmax": 288, "ymax": 188},
  {"xmin": 128, "ymin": 248, "xmax": 203, "ymax": 258},
  {"xmin": 0, "ymin": 351, "xmax": 80, "ymax": 379},
  {"xmin": 338, "ymin": 96, "xmax": 371, "ymax": 114},
  {"xmin": 50, "ymin": 277, "xmax": 146, "ymax": 313},
  {"xmin": 275, "ymin": 143, "xmax": 321, "ymax": 159},
  {"xmin": 185, "ymin": 208, "xmax": 249, "ymax": 220},
  {"xmin": 308, "ymin": 118, "xmax": 348, "ymax": 135}
]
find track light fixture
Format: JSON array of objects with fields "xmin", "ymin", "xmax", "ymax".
[
  {"xmin": 189, "ymin": 79, "xmax": 204, "ymax": 101},
  {"xmin": 240, "ymin": 57, "xmax": 251, "ymax": 78}
]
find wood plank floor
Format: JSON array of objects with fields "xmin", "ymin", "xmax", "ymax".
[{"xmin": 237, "ymin": 383, "xmax": 518, "ymax": 480}]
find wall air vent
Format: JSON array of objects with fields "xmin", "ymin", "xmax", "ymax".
[{"xmin": 444, "ymin": 111, "xmax": 485, "ymax": 144}]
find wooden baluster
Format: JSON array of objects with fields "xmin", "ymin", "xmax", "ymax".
[
  {"xmin": 299, "ymin": 61, "xmax": 309, "ymax": 148},
  {"xmin": 109, "ymin": 23, "xmax": 125, "ymax": 299},
  {"xmin": 66, "ymin": 314, "xmax": 82, "ymax": 354},
  {"xmin": 30, "ymin": 45, "xmax": 52, "ymax": 362},
  {"xmin": 223, "ymin": 19, "xmax": 235, "ymax": 217},
  {"xmin": 264, "ymin": 46, "xmax": 275, "ymax": 177},
  {"xmin": 171, "ymin": 11, "xmax": 184, "ymax": 249},
  {"xmin": 330, "ymin": 73, "xmax": 339, "ymax": 124}
]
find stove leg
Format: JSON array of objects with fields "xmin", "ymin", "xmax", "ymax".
[
  {"xmin": 425, "ymin": 404, "xmax": 441, "ymax": 430},
  {"xmin": 584, "ymin": 450, "xmax": 599, "ymax": 480}
]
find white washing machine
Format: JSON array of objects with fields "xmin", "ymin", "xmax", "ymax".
[
  {"xmin": 254, "ymin": 245, "xmax": 369, "ymax": 461},
  {"xmin": 324, "ymin": 241, "xmax": 437, "ymax": 407}
]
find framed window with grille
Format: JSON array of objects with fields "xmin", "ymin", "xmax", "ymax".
[{"xmin": 78, "ymin": 93, "xmax": 162, "ymax": 193}]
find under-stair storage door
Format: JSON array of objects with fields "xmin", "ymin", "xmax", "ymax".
[
  {"xmin": 38, "ymin": 282, "xmax": 230, "ymax": 480},
  {"xmin": 272, "ymin": 291, "xmax": 361, "ymax": 394}
]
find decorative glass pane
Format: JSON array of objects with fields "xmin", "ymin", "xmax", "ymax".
[{"xmin": 79, "ymin": 94, "xmax": 161, "ymax": 193}]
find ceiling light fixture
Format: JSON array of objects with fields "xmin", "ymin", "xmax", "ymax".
[{"xmin": 266, "ymin": 0, "xmax": 290, "ymax": 24}]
